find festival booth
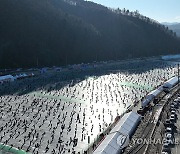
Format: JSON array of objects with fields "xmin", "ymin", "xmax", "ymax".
[
  {"xmin": 15, "ymin": 73, "xmax": 28, "ymax": 80},
  {"xmin": 163, "ymin": 76, "xmax": 178, "ymax": 89},
  {"xmin": 93, "ymin": 111, "xmax": 141, "ymax": 154},
  {"xmin": 141, "ymin": 87, "xmax": 163, "ymax": 108},
  {"xmin": 0, "ymin": 75, "xmax": 15, "ymax": 84}
]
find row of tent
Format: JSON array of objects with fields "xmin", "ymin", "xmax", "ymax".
[
  {"xmin": 141, "ymin": 76, "xmax": 179, "ymax": 108},
  {"xmin": 93, "ymin": 112, "xmax": 141, "ymax": 154},
  {"xmin": 161, "ymin": 54, "xmax": 180, "ymax": 60},
  {"xmin": 93, "ymin": 76, "xmax": 179, "ymax": 154},
  {"xmin": 14, "ymin": 73, "xmax": 34, "ymax": 79},
  {"xmin": 141, "ymin": 86, "xmax": 163, "ymax": 108},
  {"xmin": 0, "ymin": 75, "xmax": 15, "ymax": 83},
  {"xmin": 0, "ymin": 73, "xmax": 35, "ymax": 84},
  {"xmin": 163, "ymin": 76, "xmax": 179, "ymax": 89}
]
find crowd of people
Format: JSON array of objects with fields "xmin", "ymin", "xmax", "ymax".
[{"xmin": 0, "ymin": 59, "xmax": 178, "ymax": 153}]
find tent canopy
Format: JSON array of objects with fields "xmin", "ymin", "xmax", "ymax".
[
  {"xmin": 163, "ymin": 76, "xmax": 178, "ymax": 88},
  {"xmin": 0, "ymin": 75, "xmax": 14, "ymax": 81},
  {"xmin": 93, "ymin": 112, "xmax": 141, "ymax": 154}
]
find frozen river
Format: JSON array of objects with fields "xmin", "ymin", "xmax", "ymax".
[{"xmin": 0, "ymin": 58, "xmax": 179, "ymax": 153}]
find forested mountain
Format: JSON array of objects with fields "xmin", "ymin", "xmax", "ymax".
[
  {"xmin": 0, "ymin": 0, "xmax": 180, "ymax": 68},
  {"xmin": 166, "ymin": 23, "xmax": 180, "ymax": 37},
  {"xmin": 161, "ymin": 22, "xmax": 179, "ymax": 26}
]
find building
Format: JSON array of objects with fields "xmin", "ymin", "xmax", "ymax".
[{"xmin": 0, "ymin": 75, "xmax": 15, "ymax": 84}]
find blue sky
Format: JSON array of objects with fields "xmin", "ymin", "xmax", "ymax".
[{"xmin": 87, "ymin": 0, "xmax": 180, "ymax": 23}]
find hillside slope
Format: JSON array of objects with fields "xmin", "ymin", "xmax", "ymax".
[
  {"xmin": 0, "ymin": 0, "xmax": 180, "ymax": 68},
  {"xmin": 168, "ymin": 23, "xmax": 180, "ymax": 37}
]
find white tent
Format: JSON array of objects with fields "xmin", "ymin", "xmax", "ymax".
[
  {"xmin": 93, "ymin": 133, "xmax": 124, "ymax": 154},
  {"xmin": 0, "ymin": 75, "xmax": 15, "ymax": 83},
  {"xmin": 162, "ymin": 54, "xmax": 180, "ymax": 60},
  {"xmin": 23, "ymin": 73, "xmax": 28, "ymax": 77},
  {"xmin": 141, "ymin": 88, "xmax": 162, "ymax": 107},
  {"xmin": 14, "ymin": 75, "xmax": 19, "ymax": 80},
  {"xmin": 163, "ymin": 76, "xmax": 178, "ymax": 89},
  {"xmin": 93, "ymin": 111, "xmax": 141, "ymax": 154},
  {"xmin": 111, "ymin": 111, "xmax": 141, "ymax": 136}
]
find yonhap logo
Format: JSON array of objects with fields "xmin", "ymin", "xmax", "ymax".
[{"xmin": 117, "ymin": 134, "xmax": 129, "ymax": 149}]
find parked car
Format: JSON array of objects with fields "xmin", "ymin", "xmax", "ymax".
[
  {"xmin": 165, "ymin": 133, "xmax": 173, "ymax": 140},
  {"xmin": 171, "ymin": 110, "xmax": 176, "ymax": 115},
  {"xmin": 170, "ymin": 107, "xmax": 176, "ymax": 111},
  {"xmin": 137, "ymin": 108, "xmax": 144, "ymax": 115},
  {"xmin": 161, "ymin": 152, "xmax": 170, "ymax": 154},
  {"xmin": 162, "ymin": 143, "xmax": 171, "ymax": 153},
  {"xmin": 166, "ymin": 127, "xmax": 172, "ymax": 133},
  {"xmin": 170, "ymin": 114, "xmax": 176, "ymax": 119},
  {"xmin": 165, "ymin": 119, "xmax": 172, "ymax": 126},
  {"xmin": 174, "ymin": 99, "xmax": 180, "ymax": 103},
  {"xmin": 163, "ymin": 139, "xmax": 173, "ymax": 145},
  {"xmin": 170, "ymin": 104, "xmax": 175, "ymax": 109},
  {"xmin": 172, "ymin": 102, "xmax": 178, "ymax": 108}
]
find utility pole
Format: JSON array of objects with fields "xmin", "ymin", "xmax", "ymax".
[
  {"xmin": 178, "ymin": 63, "xmax": 179, "ymax": 86},
  {"xmin": 66, "ymin": 54, "xmax": 67, "ymax": 66},
  {"xmin": 37, "ymin": 58, "xmax": 39, "ymax": 68}
]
